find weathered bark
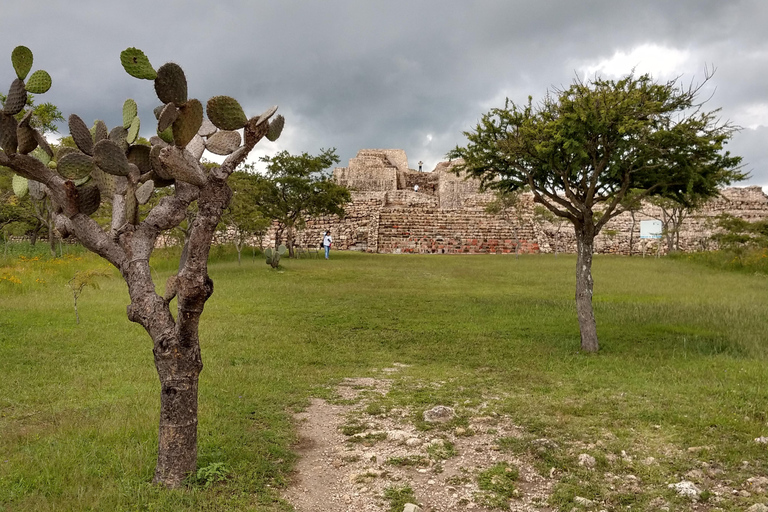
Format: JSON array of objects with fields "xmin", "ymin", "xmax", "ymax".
[{"xmin": 575, "ymin": 224, "xmax": 599, "ymax": 352}]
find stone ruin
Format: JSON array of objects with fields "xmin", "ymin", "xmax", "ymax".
[{"xmin": 283, "ymin": 149, "xmax": 768, "ymax": 255}]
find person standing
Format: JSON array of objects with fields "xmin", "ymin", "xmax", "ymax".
[{"xmin": 322, "ymin": 230, "xmax": 333, "ymax": 259}]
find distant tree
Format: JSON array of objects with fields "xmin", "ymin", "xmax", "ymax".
[
  {"xmin": 711, "ymin": 214, "xmax": 768, "ymax": 264},
  {"xmin": 449, "ymin": 72, "xmax": 745, "ymax": 352},
  {"xmin": 647, "ymin": 194, "xmax": 706, "ymax": 254},
  {"xmin": 533, "ymin": 204, "xmax": 569, "ymax": 257},
  {"xmin": 251, "ymin": 149, "xmax": 350, "ymax": 259},
  {"xmin": 221, "ymin": 170, "xmax": 270, "ymax": 264},
  {"xmin": 485, "ymin": 188, "xmax": 529, "ymax": 258}
]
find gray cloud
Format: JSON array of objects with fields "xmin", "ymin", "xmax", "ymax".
[{"xmin": 2, "ymin": 0, "xmax": 766, "ymax": 189}]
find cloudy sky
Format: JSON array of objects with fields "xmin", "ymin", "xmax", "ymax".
[{"xmin": 3, "ymin": 1, "xmax": 767, "ymax": 190}]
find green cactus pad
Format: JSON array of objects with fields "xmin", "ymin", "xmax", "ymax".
[
  {"xmin": 12, "ymin": 174, "xmax": 28, "ymax": 197},
  {"xmin": 11, "ymin": 46, "xmax": 33, "ymax": 80},
  {"xmin": 31, "ymin": 146, "xmax": 51, "ymax": 165},
  {"xmin": 127, "ymin": 116, "xmax": 140, "ymax": 144},
  {"xmin": 76, "ymin": 183, "xmax": 101, "ymax": 216},
  {"xmin": 206, "ymin": 96, "xmax": 247, "ymax": 131},
  {"xmin": 266, "ymin": 114, "xmax": 285, "ymax": 142},
  {"xmin": 135, "ymin": 179, "xmax": 154, "ymax": 205},
  {"xmin": 74, "ymin": 175, "xmax": 91, "ymax": 187},
  {"xmin": 265, "ymin": 247, "xmax": 273, "ymax": 258},
  {"xmin": 16, "ymin": 123, "xmax": 38, "ymax": 154},
  {"xmin": 0, "ymin": 113, "xmax": 18, "ymax": 154},
  {"xmin": 33, "ymin": 129, "xmax": 54, "ymax": 160},
  {"xmin": 204, "ymin": 130, "xmax": 241, "ymax": 155},
  {"xmin": 57, "ymin": 152, "xmax": 95, "ymax": 180},
  {"xmin": 90, "ymin": 166, "xmax": 116, "ymax": 199},
  {"xmin": 55, "ymin": 146, "xmax": 78, "ymax": 161},
  {"xmin": 127, "ymin": 145, "xmax": 152, "ymax": 174},
  {"xmin": 157, "ymin": 125, "xmax": 174, "ymax": 144},
  {"xmin": 154, "ymin": 63, "xmax": 188, "ymax": 105},
  {"xmin": 25, "ymin": 70, "xmax": 52, "ymax": 94},
  {"xmin": 108, "ymin": 126, "xmax": 129, "ymax": 152},
  {"xmin": 4, "ymin": 78, "xmax": 27, "ymax": 116},
  {"xmin": 120, "ymin": 48, "xmax": 157, "ymax": 80},
  {"xmin": 92, "ymin": 120, "xmax": 108, "ymax": 143},
  {"xmin": 93, "ymin": 139, "xmax": 131, "ymax": 176},
  {"xmin": 172, "ymin": 99, "xmax": 203, "ymax": 148},
  {"xmin": 157, "ymin": 103, "xmax": 178, "ymax": 132},
  {"xmin": 68, "ymin": 114, "xmax": 94, "ymax": 155},
  {"xmin": 122, "ymin": 99, "xmax": 138, "ymax": 129}
]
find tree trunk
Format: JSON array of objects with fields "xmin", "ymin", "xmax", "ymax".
[
  {"xmin": 575, "ymin": 225, "xmax": 599, "ymax": 352},
  {"xmin": 153, "ymin": 341, "xmax": 202, "ymax": 486},
  {"xmin": 48, "ymin": 219, "xmax": 56, "ymax": 258}
]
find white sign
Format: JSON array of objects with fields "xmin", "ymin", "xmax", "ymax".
[{"xmin": 640, "ymin": 220, "xmax": 662, "ymax": 239}]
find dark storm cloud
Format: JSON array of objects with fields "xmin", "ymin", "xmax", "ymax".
[{"xmin": 2, "ymin": 0, "xmax": 766, "ymax": 188}]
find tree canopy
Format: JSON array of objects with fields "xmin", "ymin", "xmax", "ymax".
[
  {"xmin": 250, "ymin": 148, "xmax": 350, "ymax": 254},
  {"xmin": 449, "ymin": 72, "xmax": 745, "ymax": 352}
]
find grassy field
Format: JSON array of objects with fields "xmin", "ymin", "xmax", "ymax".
[{"xmin": 1, "ymin": 246, "xmax": 766, "ymax": 511}]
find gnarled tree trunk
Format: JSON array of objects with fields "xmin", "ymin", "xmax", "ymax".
[{"xmin": 575, "ymin": 223, "xmax": 599, "ymax": 352}]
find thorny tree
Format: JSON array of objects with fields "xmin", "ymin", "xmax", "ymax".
[
  {"xmin": 0, "ymin": 46, "xmax": 285, "ymax": 487},
  {"xmin": 450, "ymin": 72, "xmax": 745, "ymax": 352}
]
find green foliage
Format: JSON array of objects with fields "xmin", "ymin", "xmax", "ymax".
[
  {"xmin": 67, "ymin": 268, "xmax": 110, "ymax": 324},
  {"xmin": 220, "ymin": 170, "xmax": 271, "ymax": 262},
  {"xmin": 248, "ymin": 149, "xmax": 350, "ymax": 246},
  {"xmin": 711, "ymin": 213, "xmax": 768, "ymax": 264},
  {"xmin": 383, "ymin": 485, "xmax": 418, "ymax": 512},
  {"xmin": 476, "ymin": 462, "xmax": 519, "ymax": 509},
  {"xmin": 187, "ymin": 462, "xmax": 229, "ymax": 489}
]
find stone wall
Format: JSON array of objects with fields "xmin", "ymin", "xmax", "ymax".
[{"xmin": 266, "ymin": 149, "xmax": 768, "ymax": 255}]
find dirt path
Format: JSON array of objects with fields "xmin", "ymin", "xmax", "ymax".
[{"xmin": 282, "ymin": 373, "xmax": 555, "ymax": 512}]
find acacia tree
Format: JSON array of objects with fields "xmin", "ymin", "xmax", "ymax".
[
  {"xmin": 251, "ymin": 149, "xmax": 350, "ymax": 259},
  {"xmin": 450, "ymin": 72, "xmax": 744, "ymax": 352},
  {"xmin": 0, "ymin": 46, "xmax": 285, "ymax": 487}
]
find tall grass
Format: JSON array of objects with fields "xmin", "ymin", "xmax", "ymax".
[{"xmin": 1, "ymin": 247, "xmax": 766, "ymax": 510}]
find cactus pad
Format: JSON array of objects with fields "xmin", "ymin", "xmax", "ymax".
[
  {"xmin": 157, "ymin": 103, "xmax": 179, "ymax": 132},
  {"xmin": 127, "ymin": 145, "xmax": 152, "ymax": 174},
  {"xmin": 197, "ymin": 118, "xmax": 217, "ymax": 137},
  {"xmin": 69, "ymin": 114, "xmax": 94, "ymax": 155},
  {"xmin": 57, "ymin": 152, "xmax": 95, "ymax": 180},
  {"xmin": 125, "ymin": 188, "xmax": 139, "ymax": 224},
  {"xmin": 0, "ymin": 113, "xmax": 18, "ymax": 153},
  {"xmin": 33, "ymin": 129, "xmax": 54, "ymax": 160},
  {"xmin": 120, "ymin": 48, "xmax": 157, "ymax": 80},
  {"xmin": 206, "ymin": 96, "xmax": 247, "ymax": 130},
  {"xmin": 253, "ymin": 105, "xmax": 278, "ymax": 127},
  {"xmin": 108, "ymin": 126, "xmax": 129, "ymax": 152},
  {"xmin": 127, "ymin": 116, "xmax": 140, "ymax": 144},
  {"xmin": 204, "ymin": 130, "xmax": 241, "ymax": 155},
  {"xmin": 186, "ymin": 134, "xmax": 205, "ymax": 161},
  {"xmin": 12, "ymin": 174, "xmax": 28, "ymax": 197},
  {"xmin": 157, "ymin": 125, "xmax": 174, "ymax": 144},
  {"xmin": 277, "ymin": 244, "xmax": 287, "ymax": 256},
  {"xmin": 92, "ymin": 120, "xmax": 108, "ymax": 144},
  {"xmin": 76, "ymin": 183, "xmax": 101, "ymax": 216},
  {"xmin": 154, "ymin": 63, "xmax": 187, "ymax": 105},
  {"xmin": 31, "ymin": 146, "xmax": 51, "ymax": 165},
  {"xmin": 90, "ymin": 166, "xmax": 116, "ymax": 199},
  {"xmin": 93, "ymin": 139, "xmax": 131, "ymax": 176},
  {"xmin": 16, "ymin": 123, "xmax": 38, "ymax": 154},
  {"xmin": 149, "ymin": 144, "xmax": 171, "ymax": 179},
  {"xmin": 11, "ymin": 46, "xmax": 33, "ymax": 80},
  {"xmin": 266, "ymin": 114, "xmax": 285, "ymax": 142},
  {"xmin": 135, "ymin": 179, "xmax": 154, "ymax": 205},
  {"xmin": 4, "ymin": 78, "xmax": 27, "ymax": 116},
  {"xmin": 25, "ymin": 70, "xmax": 52, "ymax": 94},
  {"xmin": 172, "ymin": 99, "xmax": 203, "ymax": 148},
  {"xmin": 122, "ymin": 99, "xmax": 138, "ymax": 129}
]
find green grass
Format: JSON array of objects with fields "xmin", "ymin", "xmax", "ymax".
[{"xmin": 1, "ymin": 247, "xmax": 767, "ymax": 510}]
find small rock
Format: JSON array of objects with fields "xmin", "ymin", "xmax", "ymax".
[
  {"xmin": 574, "ymin": 496, "xmax": 594, "ymax": 506},
  {"xmin": 668, "ymin": 480, "xmax": 701, "ymax": 499},
  {"xmin": 403, "ymin": 504, "xmax": 422, "ymax": 512},
  {"xmin": 423, "ymin": 406, "xmax": 455, "ymax": 423},
  {"xmin": 455, "ymin": 427, "xmax": 467, "ymax": 436},
  {"xmin": 747, "ymin": 504, "xmax": 768, "ymax": 512},
  {"xmin": 405, "ymin": 437, "xmax": 422, "ymax": 447},
  {"xmin": 578, "ymin": 453, "xmax": 596, "ymax": 468},
  {"xmin": 685, "ymin": 469, "xmax": 704, "ymax": 480},
  {"xmin": 755, "ymin": 437, "xmax": 768, "ymax": 444},
  {"xmin": 388, "ymin": 430, "xmax": 411, "ymax": 444},
  {"xmin": 642, "ymin": 457, "xmax": 657, "ymax": 466},
  {"xmin": 427, "ymin": 479, "xmax": 435, "ymax": 485}
]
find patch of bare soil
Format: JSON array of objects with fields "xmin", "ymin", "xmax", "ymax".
[{"xmin": 282, "ymin": 370, "xmax": 555, "ymax": 511}]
